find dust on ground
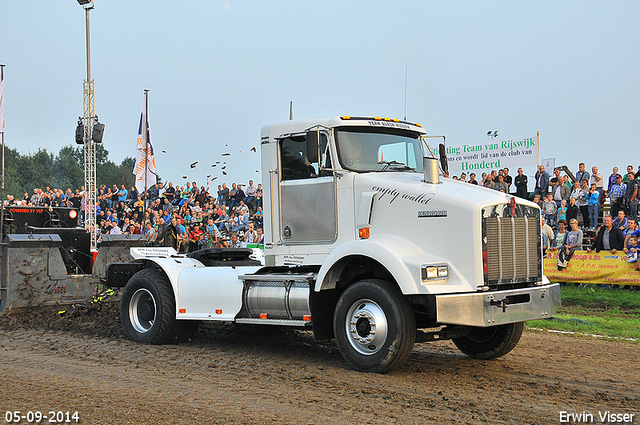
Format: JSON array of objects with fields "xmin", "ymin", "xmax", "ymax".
[{"xmin": 0, "ymin": 304, "xmax": 638, "ymax": 425}]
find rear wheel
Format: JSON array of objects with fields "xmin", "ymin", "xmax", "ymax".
[
  {"xmin": 333, "ymin": 279, "xmax": 416, "ymax": 373},
  {"xmin": 120, "ymin": 268, "xmax": 197, "ymax": 344},
  {"xmin": 452, "ymin": 322, "xmax": 524, "ymax": 359}
]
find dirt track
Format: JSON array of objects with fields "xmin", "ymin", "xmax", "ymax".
[{"xmin": 0, "ymin": 305, "xmax": 638, "ymax": 425}]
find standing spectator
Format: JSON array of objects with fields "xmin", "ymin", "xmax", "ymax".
[
  {"xmin": 623, "ymin": 165, "xmax": 635, "ymax": 183},
  {"xmin": 255, "ymin": 184, "xmax": 263, "ymax": 209},
  {"xmin": 543, "ymin": 194, "xmax": 558, "ymax": 228},
  {"xmin": 573, "ymin": 179, "xmax": 590, "ymax": 229},
  {"xmin": 228, "ymin": 183, "xmax": 238, "ymax": 211},
  {"xmin": 587, "ymin": 215, "xmax": 624, "ymax": 254},
  {"xmin": 625, "ymin": 172, "xmax": 638, "ymax": 221},
  {"xmin": 468, "ymin": 173, "xmax": 478, "ymax": 185},
  {"xmin": 607, "ymin": 167, "xmax": 621, "ymax": 193},
  {"xmin": 503, "ymin": 168, "xmax": 512, "ymax": 193},
  {"xmin": 586, "ymin": 183, "xmax": 600, "ymax": 230},
  {"xmin": 566, "ymin": 197, "xmax": 580, "ymax": 225},
  {"xmin": 215, "ymin": 185, "xmax": 224, "ymax": 206},
  {"xmin": 574, "ymin": 163, "xmax": 590, "ymax": 187},
  {"xmin": 483, "ymin": 174, "xmax": 495, "ymax": 189},
  {"xmin": 532, "ymin": 165, "xmax": 549, "ymax": 200},
  {"xmin": 493, "ymin": 175, "xmax": 508, "ymax": 192},
  {"xmin": 551, "ymin": 173, "xmax": 570, "ymax": 207},
  {"xmin": 609, "ymin": 175, "xmax": 627, "ymax": 217},
  {"xmin": 557, "ymin": 200, "xmax": 568, "ymax": 223},
  {"xmin": 221, "ymin": 183, "xmax": 230, "ymax": 207},
  {"xmin": 514, "ymin": 168, "xmax": 528, "ymax": 199},
  {"xmin": 557, "ymin": 219, "xmax": 584, "ymax": 270},
  {"xmin": 118, "ymin": 185, "xmax": 128, "ymax": 203},
  {"xmin": 164, "ymin": 182, "xmax": 176, "ymax": 205},
  {"xmin": 590, "ymin": 166, "xmax": 605, "ymax": 200},
  {"xmin": 164, "ymin": 217, "xmax": 179, "ymax": 249},
  {"xmin": 243, "ymin": 180, "xmax": 257, "ymax": 211}
]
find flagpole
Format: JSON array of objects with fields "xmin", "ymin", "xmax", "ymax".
[
  {"xmin": 144, "ymin": 89, "xmax": 149, "ymax": 208},
  {"xmin": 1, "ymin": 64, "xmax": 5, "ymax": 240}
]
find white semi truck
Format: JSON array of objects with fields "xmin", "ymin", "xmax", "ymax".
[{"xmin": 107, "ymin": 116, "xmax": 560, "ymax": 373}]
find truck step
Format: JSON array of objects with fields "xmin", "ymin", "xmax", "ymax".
[{"xmin": 235, "ymin": 318, "xmax": 312, "ymax": 327}]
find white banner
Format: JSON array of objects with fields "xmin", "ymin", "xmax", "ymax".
[{"xmin": 433, "ymin": 137, "xmax": 538, "ymax": 177}]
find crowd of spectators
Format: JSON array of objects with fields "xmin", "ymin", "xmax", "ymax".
[
  {"xmin": 8, "ymin": 162, "xmax": 640, "ymax": 269},
  {"xmin": 3, "ymin": 179, "xmax": 265, "ymax": 251},
  {"xmin": 454, "ymin": 163, "xmax": 640, "ymax": 282}
]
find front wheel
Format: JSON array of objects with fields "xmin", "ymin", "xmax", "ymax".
[
  {"xmin": 452, "ymin": 322, "xmax": 524, "ymax": 360},
  {"xmin": 333, "ymin": 279, "xmax": 416, "ymax": 373}
]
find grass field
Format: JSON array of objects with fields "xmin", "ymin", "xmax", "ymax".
[{"xmin": 526, "ymin": 285, "xmax": 640, "ymax": 341}]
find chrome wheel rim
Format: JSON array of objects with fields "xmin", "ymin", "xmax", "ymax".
[
  {"xmin": 129, "ymin": 288, "xmax": 156, "ymax": 333},
  {"xmin": 345, "ymin": 298, "xmax": 388, "ymax": 355}
]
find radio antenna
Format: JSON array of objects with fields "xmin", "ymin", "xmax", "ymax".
[{"xmin": 403, "ymin": 63, "xmax": 408, "ymax": 120}]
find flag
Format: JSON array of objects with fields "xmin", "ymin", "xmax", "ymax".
[
  {"xmin": 0, "ymin": 76, "xmax": 5, "ymax": 133},
  {"xmin": 133, "ymin": 107, "xmax": 156, "ymax": 194}
]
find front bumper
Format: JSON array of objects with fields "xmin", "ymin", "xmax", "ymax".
[{"xmin": 434, "ymin": 283, "xmax": 561, "ymax": 327}]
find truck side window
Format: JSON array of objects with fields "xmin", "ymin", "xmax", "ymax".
[{"xmin": 280, "ymin": 134, "xmax": 328, "ymax": 180}]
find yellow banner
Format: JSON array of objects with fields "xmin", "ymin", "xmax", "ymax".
[{"xmin": 544, "ymin": 251, "xmax": 640, "ymax": 286}]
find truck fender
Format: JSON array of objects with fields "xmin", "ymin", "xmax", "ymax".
[
  {"xmin": 125, "ymin": 255, "xmax": 206, "ymax": 308},
  {"xmin": 315, "ymin": 236, "xmax": 447, "ymax": 295}
]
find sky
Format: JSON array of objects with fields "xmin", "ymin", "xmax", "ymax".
[{"xmin": 1, "ymin": 0, "xmax": 639, "ymax": 190}]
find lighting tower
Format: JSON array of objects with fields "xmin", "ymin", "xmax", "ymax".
[{"xmin": 78, "ymin": 0, "xmax": 98, "ymax": 250}]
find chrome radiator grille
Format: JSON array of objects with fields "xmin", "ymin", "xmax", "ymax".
[{"xmin": 484, "ymin": 215, "xmax": 541, "ymax": 285}]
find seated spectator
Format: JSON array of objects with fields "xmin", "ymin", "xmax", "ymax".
[
  {"xmin": 587, "ymin": 215, "xmax": 624, "ymax": 254},
  {"xmin": 253, "ymin": 206, "xmax": 263, "ymax": 228},
  {"xmin": 204, "ymin": 216, "xmax": 222, "ymax": 248},
  {"xmin": 188, "ymin": 223, "xmax": 204, "ymax": 252},
  {"xmin": 550, "ymin": 219, "xmax": 568, "ymax": 252},
  {"xmin": 256, "ymin": 227, "xmax": 264, "ymax": 245},
  {"xmin": 623, "ymin": 218, "xmax": 639, "ymax": 247},
  {"xmin": 624, "ymin": 235, "xmax": 640, "ymax": 263},
  {"xmin": 243, "ymin": 223, "xmax": 258, "ymax": 245},
  {"xmin": 541, "ymin": 217, "xmax": 554, "ymax": 256},
  {"xmin": 557, "ymin": 218, "xmax": 583, "ymax": 270},
  {"xmin": 228, "ymin": 233, "xmax": 242, "ymax": 248},
  {"xmin": 612, "ymin": 210, "xmax": 629, "ymax": 232}
]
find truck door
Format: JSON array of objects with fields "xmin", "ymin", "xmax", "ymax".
[{"xmin": 278, "ymin": 132, "xmax": 337, "ymax": 244}]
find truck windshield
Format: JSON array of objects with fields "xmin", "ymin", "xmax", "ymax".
[{"xmin": 335, "ymin": 127, "xmax": 426, "ymax": 173}]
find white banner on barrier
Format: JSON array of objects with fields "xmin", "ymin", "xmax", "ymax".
[{"xmin": 432, "ymin": 137, "xmax": 538, "ymax": 177}]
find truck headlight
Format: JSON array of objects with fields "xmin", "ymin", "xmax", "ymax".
[{"xmin": 421, "ymin": 264, "xmax": 449, "ymax": 281}]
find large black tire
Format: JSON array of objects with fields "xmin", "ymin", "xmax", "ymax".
[
  {"xmin": 120, "ymin": 268, "xmax": 198, "ymax": 344},
  {"xmin": 333, "ymin": 279, "xmax": 416, "ymax": 373},
  {"xmin": 452, "ymin": 322, "xmax": 524, "ymax": 360}
]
